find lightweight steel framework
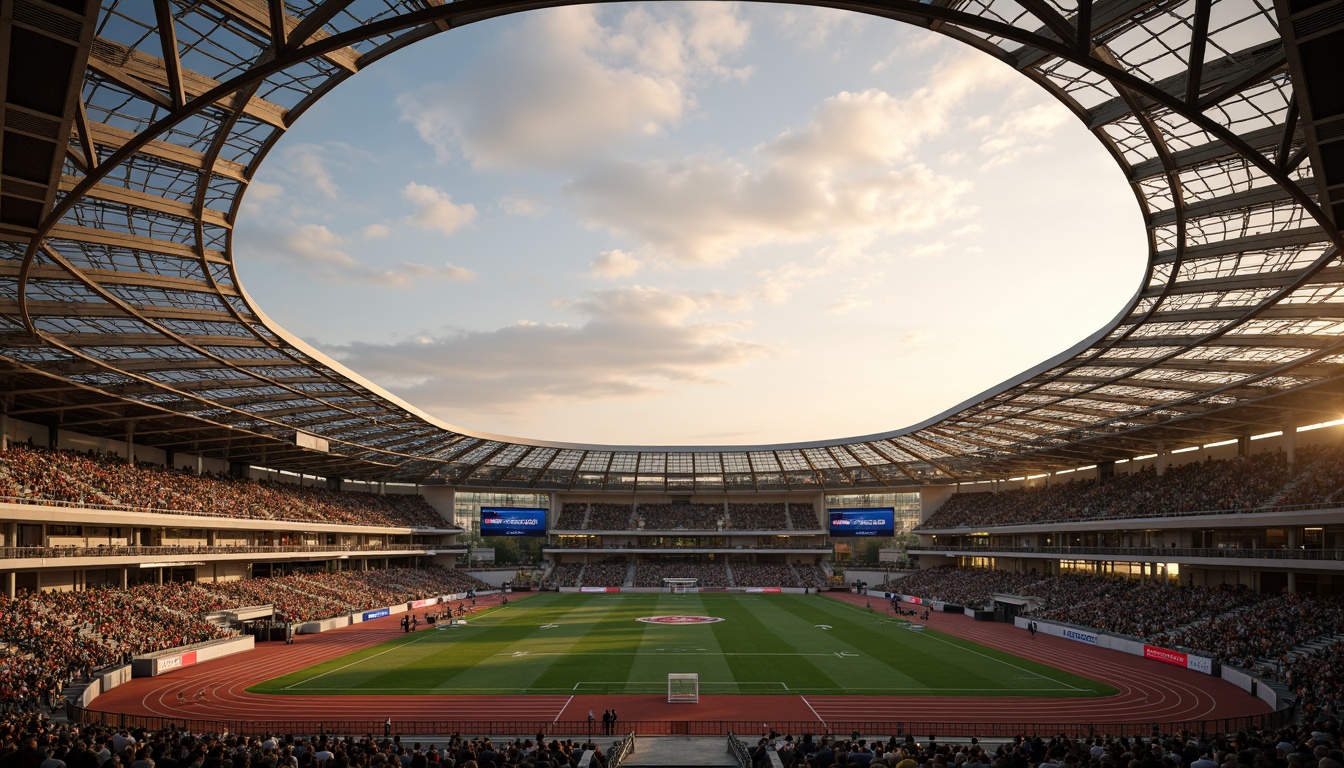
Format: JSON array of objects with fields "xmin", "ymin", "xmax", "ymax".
[{"xmin": 0, "ymin": 0, "xmax": 1341, "ymax": 492}]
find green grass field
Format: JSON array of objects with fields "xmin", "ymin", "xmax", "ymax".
[{"xmin": 249, "ymin": 593, "xmax": 1115, "ymax": 697}]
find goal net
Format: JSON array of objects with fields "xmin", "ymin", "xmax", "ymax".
[
  {"xmin": 665, "ymin": 578, "xmax": 698, "ymax": 594},
  {"xmin": 667, "ymin": 673, "xmax": 699, "ymax": 703}
]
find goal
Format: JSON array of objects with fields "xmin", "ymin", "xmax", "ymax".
[
  {"xmin": 667, "ymin": 673, "xmax": 699, "ymax": 703},
  {"xmin": 665, "ymin": 578, "xmax": 698, "ymax": 594}
]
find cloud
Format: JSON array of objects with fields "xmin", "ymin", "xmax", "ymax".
[
  {"xmin": 275, "ymin": 143, "xmax": 344, "ymax": 200},
  {"xmin": 401, "ymin": 182, "xmax": 478, "ymax": 235},
  {"xmin": 590, "ymin": 249, "xmax": 643, "ymax": 279},
  {"xmin": 828, "ymin": 297, "xmax": 874, "ymax": 314},
  {"xmin": 240, "ymin": 222, "xmax": 475, "ymax": 288},
  {"xmin": 566, "ymin": 88, "xmax": 970, "ymax": 264},
  {"xmin": 361, "ymin": 223, "xmax": 391, "ymax": 239},
  {"xmin": 325, "ymin": 285, "xmax": 770, "ymax": 414},
  {"xmin": 770, "ymin": 6, "xmax": 869, "ymax": 50},
  {"xmin": 397, "ymin": 4, "xmax": 750, "ymax": 170},
  {"xmin": 500, "ymin": 195, "xmax": 549, "ymax": 217}
]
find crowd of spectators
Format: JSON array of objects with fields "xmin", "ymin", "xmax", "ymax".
[
  {"xmin": 585, "ymin": 504, "xmax": 634, "ymax": 530},
  {"xmin": 885, "ymin": 565, "xmax": 1344, "ymax": 710},
  {"xmin": 1280, "ymin": 444, "xmax": 1344, "ymax": 507},
  {"xmin": 548, "ymin": 563, "xmax": 584, "ymax": 588},
  {"xmin": 745, "ymin": 724, "xmax": 1344, "ymax": 768},
  {"xmin": 635, "ymin": 504, "xmax": 720, "ymax": 530},
  {"xmin": 632, "ymin": 561, "xmax": 728, "ymax": 587},
  {"xmin": 0, "ymin": 713, "xmax": 612, "ymax": 768},
  {"xmin": 575, "ymin": 559, "xmax": 628, "ymax": 588},
  {"xmin": 554, "ymin": 504, "xmax": 588, "ymax": 529},
  {"xmin": 797, "ymin": 564, "xmax": 830, "ymax": 590},
  {"xmin": 920, "ymin": 452, "xmax": 1292, "ymax": 529},
  {"xmin": 726, "ymin": 504, "xmax": 789, "ymax": 530},
  {"xmin": 1153, "ymin": 593, "xmax": 1344, "ymax": 670},
  {"xmin": 0, "ymin": 566, "xmax": 485, "ymax": 710},
  {"xmin": 730, "ymin": 563, "xmax": 798, "ymax": 587},
  {"xmin": 0, "ymin": 444, "xmax": 448, "ymax": 529}
]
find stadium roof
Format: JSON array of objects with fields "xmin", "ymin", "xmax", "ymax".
[{"xmin": 0, "ymin": 0, "xmax": 1342, "ymax": 492}]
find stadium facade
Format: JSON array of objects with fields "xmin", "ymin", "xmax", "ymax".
[{"xmin": 0, "ymin": 0, "xmax": 1343, "ymax": 595}]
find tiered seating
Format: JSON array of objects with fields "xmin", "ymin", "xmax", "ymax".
[
  {"xmin": 555, "ymin": 503, "xmax": 588, "ymax": 528},
  {"xmin": 632, "ymin": 561, "xmax": 728, "ymax": 587},
  {"xmin": 920, "ymin": 451, "xmax": 1291, "ymax": 528},
  {"xmin": 586, "ymin": 503, "xmax": 634, "ymax": 529},
  {"xmin": 730, "ymin": 563, "xmax": 797, "ymax": 587},
  {"xmin": 636, "ymin": 503, "xmax": 721, "ymax": 530},
  {"xmin": 726, "ymin": 503, "xmax": 787, "ymax": 530},
  {"xmin": 0, "ymin": 444, "xmax": 449, "ymax": 528}
]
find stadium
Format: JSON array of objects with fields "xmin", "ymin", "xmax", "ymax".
[{"xmin": 1, "ymin": 0, "xmax": 1343, "ymax": 764}]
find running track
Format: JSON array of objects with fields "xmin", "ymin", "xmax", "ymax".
[{"xmin": 90, "ymin": 591, "xmax": 1270, "ymax": 730}]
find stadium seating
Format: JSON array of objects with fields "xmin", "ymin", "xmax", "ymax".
[
  {"xmin": 0, "ymin": 566, "xmax": 485, "ymax": 706},
  {"xmin": 0, "ymin": 444, "xmax": 448, "ymax": 528}
]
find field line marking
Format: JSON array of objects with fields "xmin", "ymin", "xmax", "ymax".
[
  {"xmin": 800, "ymin": 696, "xmax": 826, "ymax": 728},
  {"xmin": 912, "ymin": 631, "xmax": 1084, "ymax": 691},
  {"xmin": 284, "ymin": 631, "xmax": 436, "ymax": 690},
  {"xmin": 554, "ymin": 695, "xmax": 575, "ymax": 724}
]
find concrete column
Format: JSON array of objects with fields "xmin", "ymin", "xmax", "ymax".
[
  {"xmin": 125, "ymin": 421, "xmax": 134, "ymax": 462},
  {"xmin": 4, "ymin": 572, "xmax": 13, "ymax": 598},
  {"xmin": 1238, "ymin": 433, "xmax": 1250, "ymax": 457},
  {"xmin": 1288, "ymin": 571, "xmax": 1297, "ymax": 593},
  {"xmin": 1156, "ymin": 443, "xmax": 1168, "ymax": 476},
  {"xmin": 1283, "ymin": 419, "xmax": 1297, "ymax": 466},
  {"xmin": 0, "ymin": 397, "xmax": 8, "ymax": 452},
  {"xmin": 156, "ymin": 567, "xmax": 163, "ymax": 585},
  {"xmin": 1288, "ymin": 528, "xmax": 1299, "ymax": 550},
  {"xmin": 120, "ymin": 568, "xmax": 128, "ymax": 588}
]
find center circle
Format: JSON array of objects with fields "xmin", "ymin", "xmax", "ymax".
[{"xmin": 635, "ymin": 615, "xmax": 725, "ymax": 624}]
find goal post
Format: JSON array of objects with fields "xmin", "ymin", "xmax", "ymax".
[
  {"xmin": 665, "ymin": 578, "xmax": 698, "ymax": 594},
  {"xmin": 667, "ymin": 673, "xmax": 699, "ymax": 703}
]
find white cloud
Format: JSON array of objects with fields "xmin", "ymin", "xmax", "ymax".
[
  {"xmin": 276, "ymin": 143, "xmax": 343, "ymax": 200},
  {"xmin": 361, "ymin": 223, "xmax": 391, "ymax": 239},
  {"xmin": 828, "ymin": 297, "xmax": 874, "ymax": 315},
  {"xmin": 771, "ymin": 6, "xmax": 869, "ymax": 51},
  {"xmin": 566, "ymin": 88, "xmax": 970, "ymax": 264},
  {"xmin": 500, "ymin": 195, "xmax": 549, "ymax": 217},
  {"xmin": 590, "ymin": 249, "xmax": 643, "ymax": 279},
  {"xmin": 401, "ymin": 182, "xmax": 477, "ymax": 235},
  {"xmin": 240, "ymin": 222, "xmax": 475, "ymax": 288},
  {"xmin": 397, "ymin": 4, "xmax": 750, "ymax": 170},
  {"xmin": 325, "ymin": 285, "xmax": 770, "ymax": 414}
]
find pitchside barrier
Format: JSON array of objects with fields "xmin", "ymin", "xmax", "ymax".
[{"xmin": 69, "ymin": 708, "xmax": 1293, "ymax": 739}]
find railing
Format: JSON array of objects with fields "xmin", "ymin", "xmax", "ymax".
[
  {"xmin": 0, "ymin": 543, "xmax": 465, "ymax": 560},
  {"xmin": 68, "ymin": 710, "xmax": 1293, "ymax": 739},
  {"xmin": 908, "ymin": 544, "xmax": 1344, "ymax": 561},
  {"xmin": 607, "ymin": 732, "xmax": 636, "ymax": 768},
  {"xmin": 727, "ymin": 732, "xmax": 753, "ymax": 768},
  {"xmin": 0, "ymin": 494, "xmax": 462, "ymax": 532}
]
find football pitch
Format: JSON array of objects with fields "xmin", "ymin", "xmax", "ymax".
[{"xmin": 249, "ymin": 593, "xmax": 1115, "ymax": 697}]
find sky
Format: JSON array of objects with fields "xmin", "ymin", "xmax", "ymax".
[{"xmin": 233, "ymin": 2, "xmax": 1146, "ymax": 448}]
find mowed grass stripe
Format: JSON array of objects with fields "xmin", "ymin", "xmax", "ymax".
[
  {"xmin": 248, "ymin": 594, "xmax": 1115, "ymax": 697},
  {"xmin": 619, "ymin": 594, "xmax": 734, "ymax": 694},
  {"xmin": 725, "ymin": 594, "xmax": 846, "ymax": 692},
  {"xmin": 525, "ymin": 597, "xmax": 651, "ymax": 694},
  {"xmin": 743, "ymin": 594, "xmax": 928, "ymax": 693}
]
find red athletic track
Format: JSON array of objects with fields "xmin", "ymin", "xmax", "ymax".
[{"xmin": 90, "ymin": 591, "xmax": 1270, "ymax": 729}]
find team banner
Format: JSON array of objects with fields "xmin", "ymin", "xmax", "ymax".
[
  {"xmin": 159, "ymin": 651, "xmax": 197, "ymax": 672},
  {"xmin": 411, "ymin": 598, "xmax": 436, "ymax": 609},
  {"xmin": 580, "ymin": 586, "xmax": 620, "ymax": 593},
  {"xmin": 363, "ymin": 607, "xmax": 391, "ymax": 621},
  {"xmin": 1062, "ymin": 628, "xmax": 1098, "ymax": 645},
  {"xmin": 1143, "ymin": 644, "xmax": 1187, "ymax": 667},
  {"xmin": 1186, "ymin": 654, "xmax": 1214, "ymax": 674}
]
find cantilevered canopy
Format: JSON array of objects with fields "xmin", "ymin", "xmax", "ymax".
[{"xmin": 1, "ymin": 0, "xmax": 1342, "ymax": 491}]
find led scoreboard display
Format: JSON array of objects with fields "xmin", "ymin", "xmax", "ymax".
[
  {"xmin": 479, "ymin": 507, "xmax": 547, "ymax": 536},
  {"xmin": 828, "ymin": 507, "xmax": 895, "ymax": 537}
]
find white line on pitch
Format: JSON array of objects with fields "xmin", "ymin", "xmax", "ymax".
[{"xmin": 285, "ymin": 632, "xmax": 435, "ymax": 690}]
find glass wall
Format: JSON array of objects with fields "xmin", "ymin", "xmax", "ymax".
[{"xmin": 824, "ymin": 492, "xmax": 921, "ymax": 533}]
